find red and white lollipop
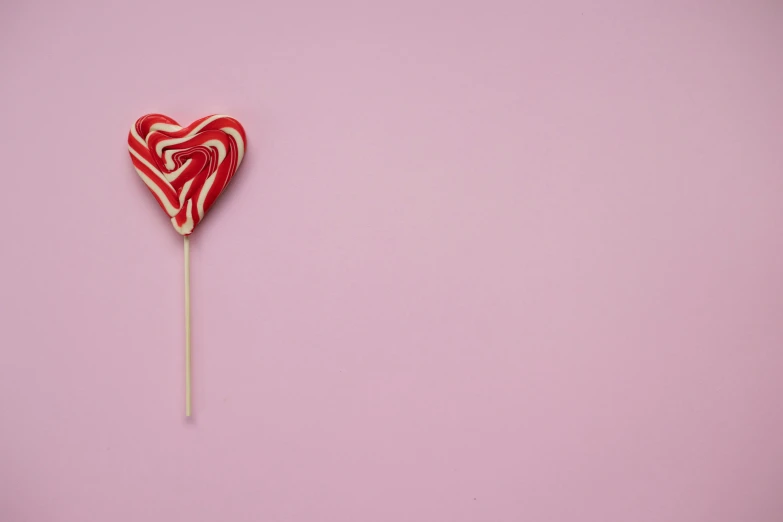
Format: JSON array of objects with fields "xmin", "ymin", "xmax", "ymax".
[{"xmin": 128, "ymin": 113, "xmax": 247, "ymax": 416}]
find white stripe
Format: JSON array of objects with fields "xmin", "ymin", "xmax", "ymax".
[
  {"xmin": 163, "ymin": 157, "xmax": 192, "ymax": 182},
  {"xmin": 128, "ymin": 146, "xmax": 173, "ymax": 188},
  {"xmin": 158, "ymin": 137, "xmax": 227, "ymax": 169},
  {"xmin": 172, "ymin": 200, "xmax": 194, "ymax": 235},
  {"xmin": 156, "ymin": 134, "xmax": 196, "ymax": 159},
  {"xmin": 149, "ymin": 122, "xmax": 183, "ymax": 133},
  {"xmin": 133, "ymin": 166, "xmax": 179, "ymax": 217},
  {"xmin": 221, "ymin": 126, "xmax": 245, "ymax": 166},
  {"xmin": 128, "ymin": 146, "xmax": 179, "ymax": 217},
  {"xmin": 151, "ymin": 114, "xmax": 222, "ymax": 140},
  {"xmin": 196, "ymin": 171, "xmax": 217, "ymax": 219},
  {"xmin": 130, "ymin": 124, "xmax": 147, "ymax": 147},
  {"xmin": 190, "ymin": 114, "xmax": 226, "ymax": 135},
  {"xmin": 178, "ymin": 177, "xmax": 195, "ymax": 207}
]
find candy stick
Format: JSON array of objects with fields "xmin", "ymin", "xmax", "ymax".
[{"xmin": 184, "ymin": 235, "xmax": 192, "ymax": 417}]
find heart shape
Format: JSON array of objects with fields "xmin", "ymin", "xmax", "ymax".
[{"xmin": 128, "ymin": 114, "xmax": 247, "ymax": 235}]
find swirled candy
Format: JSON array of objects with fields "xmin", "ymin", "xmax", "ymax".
[{"xmin": 128, "ymin": 114, "xmax": 247, "ymax": 235}]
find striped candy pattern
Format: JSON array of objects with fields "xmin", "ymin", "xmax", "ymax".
[{"xmin": 128, "ymin": 114, "xmax": 247, "ymax": 235}]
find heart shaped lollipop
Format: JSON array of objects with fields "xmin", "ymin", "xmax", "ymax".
[
  {"xmin": 128, "ymin": 114, "xmax": 247, "ymax": 235},
  {"xmin": 127, "ymin": 113, "xmax": 248, "ymax": 417}
]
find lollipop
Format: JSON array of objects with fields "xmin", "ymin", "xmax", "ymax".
[{"xmin": 128, "ymin": 113, "xmax": 247, "ymax": 416}]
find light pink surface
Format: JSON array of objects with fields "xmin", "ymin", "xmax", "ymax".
[{"xmin": 1, "ymin": 1, "xmax": 782, "ymax": 521}]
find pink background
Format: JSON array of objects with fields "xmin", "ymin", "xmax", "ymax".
[{"xmin": 1, "ymin": 1, "xmax": 782, "ymax": 521}]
